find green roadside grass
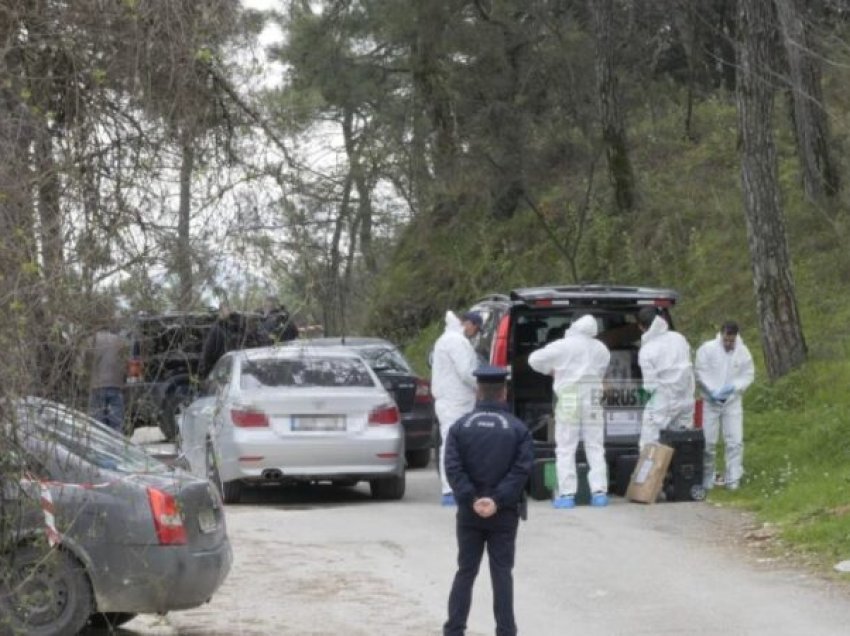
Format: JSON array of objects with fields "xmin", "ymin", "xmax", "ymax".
[{"xmin": 709, "ymin": 356, "xmax": 850, "ymax": 572}]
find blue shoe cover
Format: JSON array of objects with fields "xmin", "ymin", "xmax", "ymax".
[
  {"xmin": 552, "ymin": 495, "xmax": 576, "ymax": 509},
  {"xmin": 591, "ymin": 492, "xmax": 609, "ymax": 507}
]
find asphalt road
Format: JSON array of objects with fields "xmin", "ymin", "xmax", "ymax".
[{"xmin": 98, "ymin": 441, "xmax": 850, "ymax": 636}]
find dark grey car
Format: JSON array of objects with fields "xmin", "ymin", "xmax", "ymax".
[{"xmin": 0, "ymin": 398, "xmax": 232, "ymax": 635}]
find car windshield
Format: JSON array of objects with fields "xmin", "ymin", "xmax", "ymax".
[
  {"xmin": 240, "ymin": 356, "xmax": 376, "ymax": 389},
  {"xmin": 356, "ymin": 346, "xmax": 411, "ymax": 373},
  {"xmin": 21, "ymin": 402, "xmax": 168, "ymax": 474}
]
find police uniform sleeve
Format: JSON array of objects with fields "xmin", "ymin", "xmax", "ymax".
[
  {"xmin": 445, "ymin": 421, "xmax": 477, "ymax": 505},
  {"xmin": 491, "ymin": 423, "xmax": 534, "ymax": 511}
]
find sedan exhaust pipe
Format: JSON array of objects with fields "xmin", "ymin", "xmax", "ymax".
[{"xmin": 261, "ymin": 469, "xmax": 283, "ymax": 481}]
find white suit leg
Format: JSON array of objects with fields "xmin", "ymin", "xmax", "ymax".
[
  {"xmin": 702, "ymin": 404, "xmax": 722, "ymax": 489},
  {"xmin": 436, "ymin": 401, "xmax": 470, "ymax": 495},
  {"xmin": 723, "ymin": 404, "xmax": 744, "ymax": 485},
  {"xmin": 580, "ymin": 391, "xmax": 608, "ymax": 493},
  {"xmin": 554, "ymin": 415, "xmax": 580, "ymax": 496},
  {"xmin": 639, "ymin": 402, "xmax": 667, "ymax": 449}
]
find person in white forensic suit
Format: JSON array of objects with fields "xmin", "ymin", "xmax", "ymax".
[
  {"xmin": 636, "ymin": 307, "xmax": 696, "ymax": 448},
  {"xmin": 431, "ymin": 310, "xmax": 482, "ymax": 506},
  {"xmin": 695, "ymin": 321, "xmax": 755, "ymax": 491},
  {"xmin": 528, "ymin": 314, "xmax": 611, "ymax": 508}
]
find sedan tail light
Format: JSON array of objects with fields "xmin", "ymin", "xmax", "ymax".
[
  {"xmin": 147, "ymin": 487, "xmax": 187, "ymax": 545},
  {"xmin": 369, "ymin": 404, "xmax": 400, "ymax": 426},
  {"xmin": 231, "ymin": 408, "xmax": 270, "ymax": 428},
  {"xmin": 414, "ymin": 378, "xmax": 432, "ymax": 404}
]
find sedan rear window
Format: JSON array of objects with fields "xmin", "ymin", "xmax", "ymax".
[
  {"xmin": 24, "ymin": 404, "xmax": 168, "ymax": 474},
  {"xmin": 241, "ymin": 357, "xmax": 375, "ymax": 389}
]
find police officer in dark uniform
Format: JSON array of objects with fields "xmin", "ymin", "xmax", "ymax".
[{"xmin": 443, "ymin": 365, "xmax": 534, "ymax": 636}]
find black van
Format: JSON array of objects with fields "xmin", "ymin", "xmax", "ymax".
[{"xmin": 468, "ymin": 284, "xmax": 682, "ymax": 486}]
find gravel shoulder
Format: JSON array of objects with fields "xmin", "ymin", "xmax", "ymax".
[{"xmin": 104, "ymin": 442, "xmax": 850, "ymax": 636}]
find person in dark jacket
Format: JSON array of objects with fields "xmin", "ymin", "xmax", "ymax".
[
  {"xmin": 257, "ymin": 295, "xmax": 299, "ymax": 345},
  {"xmin": 199, "ymin": 302, "xmax": 247, "ymax": 379},
  {"xmin": 443, "ymin": 365, "xmax": 534, "ymax": 636}
]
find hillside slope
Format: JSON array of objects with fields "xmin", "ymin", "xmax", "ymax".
[{"xmin": 371, "ymin": 92, "xmax": 850, "ymax": 571}]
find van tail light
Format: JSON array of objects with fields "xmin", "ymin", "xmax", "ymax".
[
  {"xmin": 127, "ymin": 357, "xmax": 143, "ymax": 384},
  {"xmin": 654, "ymin": 298, "xmax": 673, "ymax": 308},
  {"xmin": 231, "ymin": 408, "xmax": 270, "ymax": 428},
  {"xmin": 147, "ymin": 487, "xmax": 187, "ymax": 545},
  {"xmin": 693, "ymin": 399, "xmax": 704, "ymax": 429},
  {"xmin": 414, "ymin": 378, "xmax": 432, "ymax": 404},
  {"xmin": 369, "ymin": 404, "xmax": 400, "ymax": 426},
  {"xmin": 492, "ymin": 314, "xmax": 510, "ymax": 366}
]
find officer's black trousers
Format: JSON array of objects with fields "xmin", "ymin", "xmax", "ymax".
[{"xmin": 444, "ymin": 508, "xmax": 519, "ymax": 636}]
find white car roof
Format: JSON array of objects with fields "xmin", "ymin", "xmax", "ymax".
[{"xmin": 235, "ymin": 344, "xmax": 365, "ymax": 361}]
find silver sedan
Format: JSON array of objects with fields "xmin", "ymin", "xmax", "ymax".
[{"xmin": 179, "ymin": 346, "xmax": 406, "ymax": 504}]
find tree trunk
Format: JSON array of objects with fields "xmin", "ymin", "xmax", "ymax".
[
  {"xmin": 590, "ymin": 0, "xmax": 636, "ymax": 214},
  {"xmin": 341, "ymin": 107, "xmax": 376, "ymax": 276},
  {"xmin": 775, "ymin": 0, "xmax": 839, "ymax": 201},
  {"xmin": 177, "ymin": 132, "xmax": 195, "ymax": 310},
  {"xmin": 35, "ymin": 125, "xmax": 64, "ymax": 285},
  {"xmin": 412, "ymin": 2, "xmax": 459, "ymax": 223},
  {"xmin": 326, "ymin": 146, "xmax": 354, "ymax": 336},
  {"xmin": 488, "ymin": 12, "xmax": 526, "ymax": 220},
  {"xmin": 736, "ymin": 0, "xmax": 807, "ymax": 380},
  {"xmin": 0, "ymin": 83, "xmax": 40, "ymax": 395}
]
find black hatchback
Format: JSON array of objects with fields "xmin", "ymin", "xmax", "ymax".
[{"xmin": 303, "ymin": 338, "xmax": 437, "ymax": 469}]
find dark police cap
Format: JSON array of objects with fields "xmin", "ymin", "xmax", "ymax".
[
  {"xmin": 473, "ymin": 365, "xmax": 509, "ymax": 384},
  {"xmin": 461, "ymin": 311, "xmax": 483, "ymax": 329}
]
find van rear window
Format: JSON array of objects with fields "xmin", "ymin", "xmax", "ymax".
[{"xmin": 513, "ymin": 311, "xmax": 642, "ymax": 353}]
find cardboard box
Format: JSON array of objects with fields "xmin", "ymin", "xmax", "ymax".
[{"xmin": 626, "ymin": 443, "xmax": 674, "ymax": 504}]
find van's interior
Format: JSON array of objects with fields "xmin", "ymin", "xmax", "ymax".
[{"xmin": 508, "ymin": 307, "xmax": 674, "ymax": 447}]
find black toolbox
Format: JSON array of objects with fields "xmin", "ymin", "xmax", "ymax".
[
  {"xmin": 612, "ymin": 453, "xmax": 639, "ymax": 497},
  {"xmin": 659, "ymin": 428, "xmax": 706, "ymax": 501}
]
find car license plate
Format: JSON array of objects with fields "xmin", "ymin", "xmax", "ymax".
[
  {"xmin": 198, "ymin": 508, "xmax": 218, "ymax": 534},
  {"xmin": 291, "ymin": 416, "xmax": 346, "ymax": 432},
  {"xmin": 606, "ymin": 410, "xmax": 641, "ymax": 437}
]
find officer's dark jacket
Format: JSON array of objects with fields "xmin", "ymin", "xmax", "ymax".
[{"xmin": 444, "ymin": 400, "xmax": 534, "ymax": 512}]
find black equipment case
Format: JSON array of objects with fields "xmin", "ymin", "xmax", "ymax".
[{"xmin": 659, "ymin": 428, "xmax": 707, "ymax": 501}]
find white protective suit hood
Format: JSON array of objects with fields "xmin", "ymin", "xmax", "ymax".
[
  {"xmin": 443, "ymin": 310, "xmax": 464, "ymax": 334},
  {"xmin": 566, "ymin": 314, "xmax": 598, "ymax": 339},
  {"xmin": 638, "ymin": 315, "xmax": 695, "ymax": 405},
  {"xmin": 695, "ymin": 332, "xmax": 755, "ymax": 405},
  {"xmin": 641, "ymin": 314, "xmax": 669, "ymax": 345},
  {"xmin": 528, "ymin": 315, "xmax": 610, "ymax": 392},
  {"xmin": 430, "ymin": 310, "xmax": 478, "ymax": 406}
]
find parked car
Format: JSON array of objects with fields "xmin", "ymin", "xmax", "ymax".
[
  {"xmin": 0, "ymin": 397, "xmax": 231, "ymax": 635},
  {"xmin": 467, "ymin": 284, "xmax": 684, "ymax": 488},
  {"xmin": 178, "ymin": 346, "xmax": 406, "ymax": 504},
  {"xmin": 303, "ymin": 337, "xmax": 436, "ymax": 469},
  {"xmin": 124, "ymin": 311, "xmax": 263, "ymax": 440}
]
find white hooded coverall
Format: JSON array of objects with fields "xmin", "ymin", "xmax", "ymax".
[
  {"xmin": 695, "ymin": 333, "xmax": 755, "ymax": 488},
  {"xmin": 431, "ymin": 311, "xmax": 479, "ymax": 495},
  {"xmin": 528, "ymin": 315, "xmax": 611, "ymax": 496},
  {"xmin": 638, "ymin": 315, "xmax": 695, "ymax": 448}
]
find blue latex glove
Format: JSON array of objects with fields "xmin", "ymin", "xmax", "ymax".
[{"xmin": 718, "ymin": 384, "xmax": 735, "ymax": 400}]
